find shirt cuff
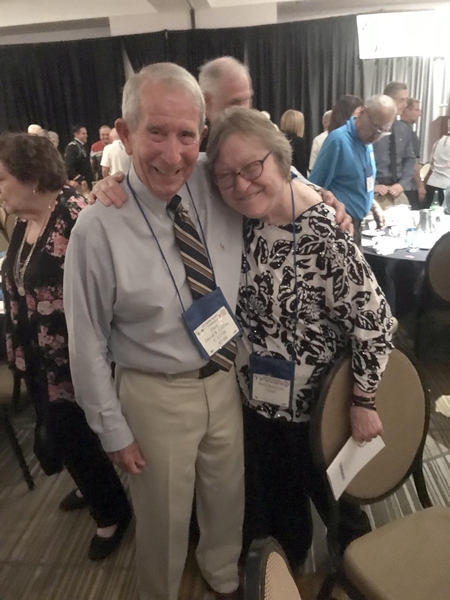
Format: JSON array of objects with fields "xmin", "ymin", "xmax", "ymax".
[{"xmin": 99, "ymin": 421, "xmax": 135, "ymax": 453}]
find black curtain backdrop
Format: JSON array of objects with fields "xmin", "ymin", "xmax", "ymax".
[
  {"xmin": 0, "ymin": 37, "xmax": 125, "ymax": 151},
  {"xmin": 122, "ymin": 30, "xmax": 169, "ymax": 72},
  {"xmin": 121, "ymin": 16, "xmax": 362, "ymax": 149},
  {"xmin": 167, "ymin": 28, "xmax": 246, "ymax": 78},
  {"xmin": 122, "ymin": 28, "xmax": 246, "ymax": 79},
  {"xmin": 0, "ymin": 16, "xmax": 362, "ymax": 152},
  {"xmin": 246, "ymin": 16, "xmax": 364, "ymax": 149}
]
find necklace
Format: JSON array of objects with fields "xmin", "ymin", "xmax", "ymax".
[{"xmin": 13, "ymin": 199, "xmax": 56, "ymax": 296}]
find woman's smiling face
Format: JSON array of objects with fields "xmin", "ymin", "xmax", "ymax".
[{"xmin": 213, "ymin": 133, "xmax": 287, "ymax": 220}]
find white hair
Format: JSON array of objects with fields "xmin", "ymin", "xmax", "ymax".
[
  {"xmin": 322, "ymin": 110, "xmax": 332, "ymax": 126},
  {"xmin": 27, "ymin": 124, "xmax": 42, "ymax": 135},
  {"xmin": 122, "ymin": 62, "xmax": 205, "ymax": 133},
  {"xmin": 198, "ymin": 56, "xmax": 250, "ymax": 97},
  {"xmin": 366, "ymin": 94, "xmax": 397, "ymax": 117}
]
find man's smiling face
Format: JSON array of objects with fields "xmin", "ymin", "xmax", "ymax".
[{"xmin": 118, "ymin": 81, "xmax": 203, "ymax": 201}]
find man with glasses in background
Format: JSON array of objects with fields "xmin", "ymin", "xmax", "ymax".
[
  {"xmin": 310, "ymin": 95, "xmax": 397, "ymax": 245},
  {"xmin": 65, "ymin": 63, "xmax": 245, "ymax": 600},
  {"xmin": 373, "ymin": 81, "xmax": 416, "ymax": 210}
]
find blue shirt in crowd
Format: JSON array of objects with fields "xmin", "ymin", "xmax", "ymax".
[{"xmin": 309, "ymin": 117, "xmax": 376, "ymax": 220}]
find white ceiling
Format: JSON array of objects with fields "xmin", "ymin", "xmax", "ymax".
[
  {"xmin": 152, "ymin": 0, "xmax": 447, "ymax": 10},
  {"xmin": 0, "ymin": 0, "xmax": 448, "ymax": 42}
]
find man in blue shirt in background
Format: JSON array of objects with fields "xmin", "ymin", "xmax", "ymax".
[{"xmin": 310, "ymin": 95, "xmax": 397, "ymax": 244}]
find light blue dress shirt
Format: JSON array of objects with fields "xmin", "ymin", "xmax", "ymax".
[
  {"xmin": 309, "ymin": 117, "xmax": 376, "ymax": 220},
  {"xmin": 64, "ymin": 158, "xmax": 243, "ymax": 452}
]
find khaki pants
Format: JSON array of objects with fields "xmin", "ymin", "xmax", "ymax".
[
  {"xmin": 375, "ymin": 192, "xmax": 409, "ymax": 211},
  {"xmin": 116, "ymin": 367, "xmax": 244, "ymax": 600}
]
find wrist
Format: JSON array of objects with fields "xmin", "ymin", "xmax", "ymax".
[{"xmin": 351, "ymin": 394, "xmax": 377, "ymax": 411}]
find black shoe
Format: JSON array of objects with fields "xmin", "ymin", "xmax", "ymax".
[
  {"xmin": 59, "ymin": 489, "xmax": 87, "ymax": 512},
  {"xmin": 88, "ymin": 509, "xmax": 133, "ymax": 561}
]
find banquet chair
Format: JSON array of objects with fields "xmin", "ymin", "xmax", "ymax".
[
  {"xmin": 310, "ymin": 346, "xmax": 450, "ymax": 600},
  {"xmin": 419, "ymin": 163, "xmax": 430, "ymax": 182},
  {"xmin": 244, "ymin": 537, "xmax": 302, "ymax": 600},
  {"xmin": 0, "ymin": 207, "xmax": 14, "ymax": 252},
  {"xmin": 0, "ymin": 362, "xmax": 34, "ymax": 490},
  {"xmin": 414, "ymin": 230, "xmax": 450, "ymax": 356}
]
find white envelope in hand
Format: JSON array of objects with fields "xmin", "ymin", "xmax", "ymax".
[{"xmin": 326, "ymin": 436, "xmax": 385, "ymax": 500}]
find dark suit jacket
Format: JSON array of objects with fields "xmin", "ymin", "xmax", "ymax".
[{"xmin": 286, "ymin": 134, "xmax": 308, "ymax": 177}]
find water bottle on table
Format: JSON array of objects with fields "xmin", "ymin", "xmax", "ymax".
[{"xmin": 406, "ymin": 227, "xmax": 418, "ymax": 252}]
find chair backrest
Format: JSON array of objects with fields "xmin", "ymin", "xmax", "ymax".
[
  {"xmin": 419, "ymin": 163, "xmax": 431, "ymax": 180},
  {"xmin": 426, "ymin": 231, "xmax": 450, "ymax": 303},
  {"xmin": 310, "ymin": 347, "xmax": 430, "ymax": 503},
  {"xmin": 0, "ymin": 362, "xmax": 17, "ymax": 405},
  {"xmin": 244, "ymin": 537, "xmax": 302, "ymax": 600}
]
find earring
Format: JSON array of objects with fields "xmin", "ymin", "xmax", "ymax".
[{"xmin": 32, "ymin": 189, "xmax": 37, "ymax": 195}]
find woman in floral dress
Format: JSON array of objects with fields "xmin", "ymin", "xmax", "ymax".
[{"xmin": 0, "ymin": 133, "xmax": 131, "ymax": 561}]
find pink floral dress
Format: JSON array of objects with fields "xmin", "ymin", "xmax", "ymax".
[{"xmin": 2, "ymin": 186, "xmax": 86, "ymax": 405}]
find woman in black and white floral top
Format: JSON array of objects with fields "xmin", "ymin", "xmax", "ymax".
[
  {"xmin": 236, "ymin": 202, "xmax": 392, "ymax": 423},
  {"xmin": 207, "ymin": 108, "xmax": 394, "ymax": 569}
]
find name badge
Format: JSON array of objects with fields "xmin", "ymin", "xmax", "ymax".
[
  {"xmin": 183, "ymin": 287, "xmax": 241, "ymax": 360},
  {"xmin": 249, "ymin": 353, "xmax": 295, "ymax": 409},
  {"xmin": 365, "ymin": 164, "xmax": 374, "ymax": 193}
]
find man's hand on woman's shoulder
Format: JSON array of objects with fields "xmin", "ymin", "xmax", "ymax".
[
  {"xmin": 320, "ymin": 190, "xmax": 353, "ymax": 235},
  {"xmin": 88, "ymin": 171, "xmax": 127, "ymax": 208}
]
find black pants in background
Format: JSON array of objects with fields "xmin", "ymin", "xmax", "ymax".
[
  {"xmin": 26, "ymin": 370, "xmax": 130, "ymax": 528},
  {"xmin": 351, "ymin": 218, "xmax": 362, "ymax": 249},
  {"xmin": 51, "ymin": 401, "xmax": 131, "ymax": 527},
  {"xmin": 405, "ymin": 190, "xmax": 422, "ymax": 211},
  {"xmin": 242, "ymin": 406, "xmax": 371, "ymax": 569},
  {"xmin": 425, "ymin": 185, "xmax": 445, "ymax": 208}
]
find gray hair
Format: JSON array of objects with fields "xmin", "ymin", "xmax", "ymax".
[
  {"xmin": 366, "ymin": 94, "xmax": 397, "ymax": 117},
  {"xmin": 122, "ymin": 62, "xmax": 205, "ymax": 133},
  {"xmin": 48, "ymin": 131, "xmax": 59, "ymax": 147},
  {"xmin": 322, "ymin": 110, "xmax": 332, "ymax": 126},
  {"xmin": 206, "ymin": 107, "xmax": 292, "ymax": 181},
  {"xmin": 199, "ymin": 56, "xmax": 250, "ymax": 97}
]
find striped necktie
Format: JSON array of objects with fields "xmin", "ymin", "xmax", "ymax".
[{"xmin": 168, "ymin": 194, "xmax": 237, "ymax": 371}]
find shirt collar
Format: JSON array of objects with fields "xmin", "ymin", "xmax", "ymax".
[
  {"xmin": 347, "ymin": 116, "xmax": 358, "ymax": 139},
  {"xmin": 347, "ymin": 116, "xmax": 368, "ymax": 147},
  {"xmin": 126, "ymin": 164, "xmax": 185, "ymax": 219}
]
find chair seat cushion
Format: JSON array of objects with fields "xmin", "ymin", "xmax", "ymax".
[
  {"xmin": 343, "ymin": 506, "xmax": 450, "ymax": 600},
  {"xmin": 264, "ymin": 552, "xmax": 301, "ymax": 600}
]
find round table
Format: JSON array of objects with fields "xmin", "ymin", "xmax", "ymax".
[{"xmin": 363, "ymin": 246, "xmax": 428, "ymax": 318}]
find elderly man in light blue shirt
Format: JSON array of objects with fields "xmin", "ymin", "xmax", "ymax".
[
  {"xmin": 64, "ymin": 63, "xmax": 244, "ymax": 600},
  {"xmin": 310, "ymin": 95, "xmax": 396, "ymax": 243}
]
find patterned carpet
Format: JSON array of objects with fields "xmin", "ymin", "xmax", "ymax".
[{"xmin": 0, "ymin": 328, "xmax": 449, "ymax": 600}]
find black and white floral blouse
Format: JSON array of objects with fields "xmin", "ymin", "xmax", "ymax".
[{"xmin": 235, "ymin": 201, "xmax": 394, "ymax": 423}]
